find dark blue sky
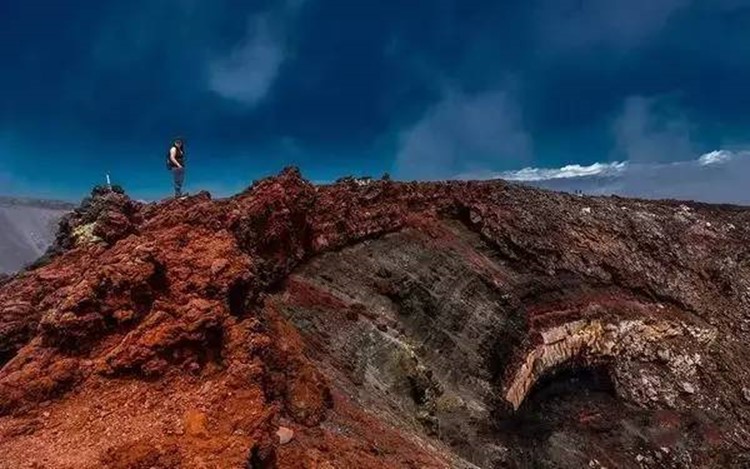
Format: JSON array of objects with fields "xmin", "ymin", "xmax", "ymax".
[{"xmin": 1, "ymin": 0, "xmax": 749, "ymax": 200}]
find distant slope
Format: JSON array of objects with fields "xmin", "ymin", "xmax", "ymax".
[{"xmin": 0, "ymin": 197, "xmax": 74, "ymax": 274}]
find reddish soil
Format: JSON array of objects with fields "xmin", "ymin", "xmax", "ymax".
[{"xmin": 1, "ymin": 168, "xmax": 750, "ymax": 468}]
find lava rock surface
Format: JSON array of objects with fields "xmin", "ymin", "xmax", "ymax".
[{"xmin": 1, "ymin": 168, "xmax": 749, "ymax": 468}]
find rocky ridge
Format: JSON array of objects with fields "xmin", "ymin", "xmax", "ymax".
[{"xmin": 1, "ymin": 168, "xmax": 749, "ymax": 468}]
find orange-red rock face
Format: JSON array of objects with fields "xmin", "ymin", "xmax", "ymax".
[{"xmin": 1, "ymin": 168, "xmax": 750, "ymax": 468}]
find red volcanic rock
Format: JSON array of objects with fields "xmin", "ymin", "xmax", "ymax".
[
  {"xmin": 1, "ymin": 168, "xmax": 749, "ymax": 468},
  {"xmin": 52, "ymin": 188, "xmax": 142, "ymax": 252},
  {"xmin": 93, "ymin": 210, "xmax": 134, "ymax": 244}
]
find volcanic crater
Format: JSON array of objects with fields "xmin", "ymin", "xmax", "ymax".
[{"xmin": 1, "ymin": 168, "xmax": 749, "ymax": 468}]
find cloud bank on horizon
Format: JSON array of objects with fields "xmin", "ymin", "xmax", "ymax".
[{"xmin": 477, "ymin": 150, "xmax": 750, "ymax": 205}]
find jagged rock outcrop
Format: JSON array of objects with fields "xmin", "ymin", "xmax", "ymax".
[
  {"xmin": 51, "ymin": 185, "xmax": 142, "ymax": 251},
  {"xmin": 1, "ymin": 168, "xmax": 749, "ymax": 468}
]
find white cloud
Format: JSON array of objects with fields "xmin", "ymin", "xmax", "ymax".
[
  {"xmin": 489, "ymin": 161, "xmax": 628, "ymax": 182},
  {"xmin": 698, "ymin": 150, "xmax": 733, "ymax": 166},
  {"xmin": 207, "ymin": 0, "xmax": 306, "ymax": 106},
  {"xmin": 496, "ymin": 151, "xmax": 734, "ymax": 182},
  {"xmin": 613, "ymin": 95, "xmax": 694, "ymax": 163},
  {"xmin": 208, "ymin": 15, "xmax": 284, "ymax": 106},
  {"xmin": 395, "ymin": 88, "xmax": 532, "ymax": 180}
]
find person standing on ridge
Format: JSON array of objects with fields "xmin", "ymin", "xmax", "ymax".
[{"xmin": 167, "ymin": 137, "xmax": 186, "ymax": 198}]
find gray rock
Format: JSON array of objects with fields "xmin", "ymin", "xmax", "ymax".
[{"xmin": 681, "ymin": 382, "xmax": 696, "ymax": 394}]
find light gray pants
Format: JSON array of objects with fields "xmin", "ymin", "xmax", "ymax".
[{"xmin": 172, "ymin": 167, "xmax": 185, "ymax": 197}]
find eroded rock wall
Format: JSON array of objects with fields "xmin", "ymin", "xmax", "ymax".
[{"xmin": 1, "ymin": 168, "xmax": 749, "ymax": 468}]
